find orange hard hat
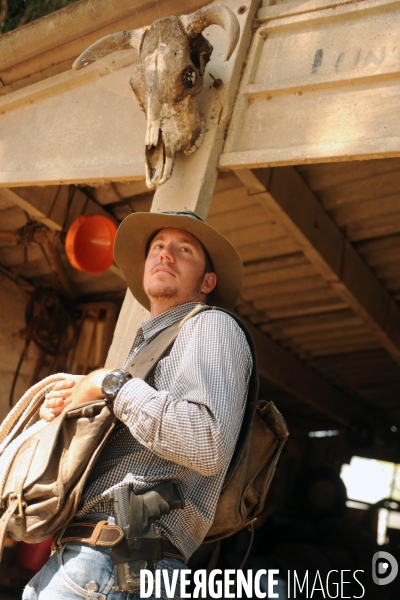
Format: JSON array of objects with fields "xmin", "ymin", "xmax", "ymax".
[{"xmin": 65, "ymin": 215, "xmax": 117, "ymax": 274}]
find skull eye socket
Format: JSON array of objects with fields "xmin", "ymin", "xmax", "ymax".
[{"xmin": 182, "ymin": 67, "xmax": 196, "ymax": 89}]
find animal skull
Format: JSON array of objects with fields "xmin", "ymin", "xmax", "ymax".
[{"xmin": 73, "ymin": 4, "xmax": 240, "ymax": 189}]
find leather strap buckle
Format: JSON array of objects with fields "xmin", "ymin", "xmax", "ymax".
[
  {"xmin": 58, "ymin": 521, "xmax": 125, "ymax": 547},
  {"xmin": 9, "ymin": 493, "xmax": 26, "ymax": 520},
  {"xmin": 88, "ymin": 520, "xmax": 108, "ymax": 546}
]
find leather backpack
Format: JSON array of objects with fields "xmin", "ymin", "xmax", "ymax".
[
  {"xmin": 200, "ymin": 308, "xmax": 289, "ymax": 546},
  {"xmin": 0, "ymin": 304, "xmax": 288, "ymax": 561}
]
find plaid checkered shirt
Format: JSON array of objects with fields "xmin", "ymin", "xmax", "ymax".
[{"xmin": 76, "ymin": 301, "xmax": 252, "ymax": 561}]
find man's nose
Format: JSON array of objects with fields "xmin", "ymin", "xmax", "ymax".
[{"xmin": 159, "ymin": 243, "xmax": 175, "ymax": 262}]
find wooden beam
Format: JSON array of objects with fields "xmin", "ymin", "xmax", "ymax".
[
  {"xmin": 0, "ymin": 186, "xmax": 125, "ymax": 281},
  {"xmin": 0, "ymin": 186, "xmax": 115, "ymax": 231},
  {"xmin": 234, "ymin": 167, "xmax": 400, "ymax": 367},
  {"xmin": 243, "ymin": 316, "xmax": 371, "ymax": 427},
  {"xmin": 0, "ymin": 0, "xmax": 210, "ymax": 80}
]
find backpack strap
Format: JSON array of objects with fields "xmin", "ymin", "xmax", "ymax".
[
  {"xmin": 0, "ymin": 498, "xmax": 19, "ymax": 559},
  {"xmin": 128, "ymin": 303, "xmax": 260, "ymax": 492},
  {"xmin": 125, "ymin": 303, "xmax": 208, "ymax": 380},
  {"xmin": 209, "ymin": 307, "xmax": 259, "ymax": 486},
  {"xmin": 125, "ymin": 304, "xmax": 258, "ymax": 406}
]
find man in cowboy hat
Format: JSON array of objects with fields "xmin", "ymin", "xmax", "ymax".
[{"xmin": 28, "ymin": 211, "xmax": 252, "ymax": 600}]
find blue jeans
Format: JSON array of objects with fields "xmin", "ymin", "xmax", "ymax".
[{"xmin": 23, "ymin": 515, "xmax": 185, "ymax": 600}]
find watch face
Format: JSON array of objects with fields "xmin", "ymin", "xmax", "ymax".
[{"xmin": 103, "ymin": 373, "xmax": 120, "ymax": 395}]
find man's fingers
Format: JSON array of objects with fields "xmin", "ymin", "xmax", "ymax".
[
  {"xmin": 46, "ymin": 376, "xmax": 86, "ymax": 399},
  {"xmin": 51, "ymin": 378, "xmax": 76, "ymax": 392},
  {"xmin": 40, "ymin": 395, "xmax": 74, "ymax": 422},
  {"xmin": 39, "ymin": 406, "xmax": 56, "ymax": 422},
  {"xmin": 45, "ymin": 390, "xmax": 71, "ymax": 401},
  {"xmin": 41, "ymin": 371, "xmax": 106, "ymax": 416},
  {"xmin": 51, "ymin": 376, "xmax": 84, "ymax": 391},
  {"xmin": 44, "ymin": 397, "xmax": 64, "ymax": 408}
]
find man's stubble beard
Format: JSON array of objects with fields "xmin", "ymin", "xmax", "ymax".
[
  {"xmin": 146, "ymin": 282, "xmax": 178, "ymax": 300},
  {"xmin": 146, "ymin": 271, "xmax": 206, "ymax": 302}
]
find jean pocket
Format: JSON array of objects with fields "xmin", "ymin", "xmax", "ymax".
[
  {"xmin": 58, "ymin": 543, "xmax": 114, "ymax": 598},
  {"xmin": 155, "ymin": 558, "xmax": 184, "ymax": 600}
]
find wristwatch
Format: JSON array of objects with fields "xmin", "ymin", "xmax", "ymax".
[{"xmin": 101, "ymin": 369, "xmax": 132, "ymax": 401}]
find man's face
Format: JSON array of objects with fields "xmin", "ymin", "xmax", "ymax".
[{"xmin": 143, "ymin": 228, "xmax": 216, "ymax": 311}]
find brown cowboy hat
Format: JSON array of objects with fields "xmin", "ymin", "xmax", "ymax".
[{"xmin": 114, "ymin": 210, "xmax": 243, "ymax": 311}]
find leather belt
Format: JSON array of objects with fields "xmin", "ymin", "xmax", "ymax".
[{"xmin": 57, "ymin": 521, "xmax": 185, "ymax": 563}]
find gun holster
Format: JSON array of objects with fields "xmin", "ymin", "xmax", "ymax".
[{"xmin": 111, "ymin": 481, "xmax": 184, "ymax": 593}]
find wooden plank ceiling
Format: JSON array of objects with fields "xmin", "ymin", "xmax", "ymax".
[
  {"xmin": 0, "ymin": 159, "xmax": 400, "ymax": 447},
  {"xmin": 207, "ymin": 161, "xmax": 400, "ymax": 444}
]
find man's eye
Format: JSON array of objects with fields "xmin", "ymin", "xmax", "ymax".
[{"xmin": 180, "ymin": 246, "xmax": 190, "ymax": 253}]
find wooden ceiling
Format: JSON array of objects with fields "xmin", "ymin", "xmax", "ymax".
[
  {"xmin": 208, "ymin": 160, "xmax": 400, "ymax": 450},
  {"xmin": 0, "ymin": 157, "xmax": 399, "ymax": 453},
  {"xmin": 0, "ymin": 182, "xmax": 152, "ymax": 298}
]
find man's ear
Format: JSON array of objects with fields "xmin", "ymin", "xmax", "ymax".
[{"xmin": 201, "ymin": 272, "xmax": 217, "ymax": 295}]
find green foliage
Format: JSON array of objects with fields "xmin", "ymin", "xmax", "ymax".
[{"xmin": 1, "ymin": 0, "xmax": 79, "ymax": 34}]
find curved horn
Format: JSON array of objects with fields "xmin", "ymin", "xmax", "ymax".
[
  {"xmin": 180, "ymin": 4, "xmax": 240, "ymax": 61},
  {"xmin": 72, "ymin": 28, "xmax": 147, "ymax": 70}
]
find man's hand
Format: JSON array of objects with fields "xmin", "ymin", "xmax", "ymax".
[
  {"xmin": 39, "ymin": 377, "xmax": 83, "ymax": 421},
  {"xmin": 40, "ymin": 369, "xmax": 112, "ymax": 422},
  {"xmin": 68, "ymin": 368, "xmax": 111, "ymax": 406}
]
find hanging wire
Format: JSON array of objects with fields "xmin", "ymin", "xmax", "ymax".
[
  {"xmin": 62, "ymin": 185, "xmax": 77, "ymax": 234},
  {"xmin": 46, "ymin": 184, "xmax": 62, "ymax": 223},
  {"xmin": 8, "ymin": 338, "xmax": 31, "ymax": 407},
  {"xmin": 8, "ymin": 288, "xmax": 77, "ymax": 405}
]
